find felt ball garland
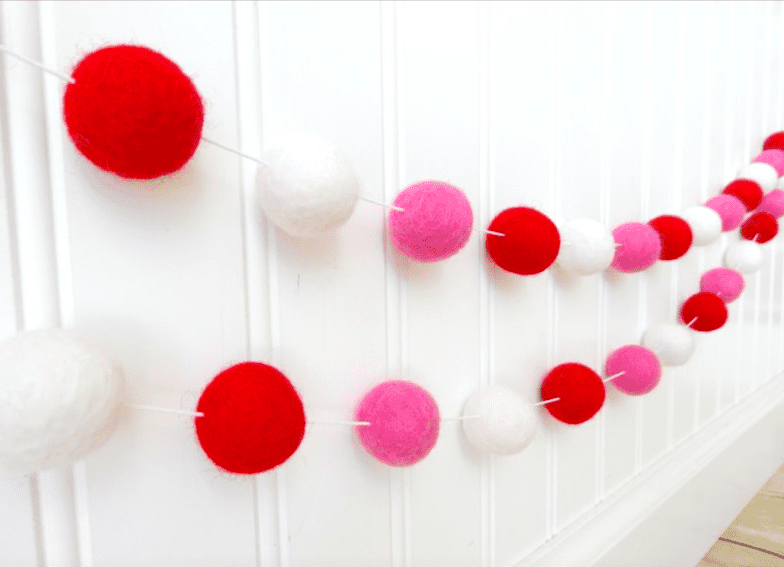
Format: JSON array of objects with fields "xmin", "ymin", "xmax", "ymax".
[
  {"xmin": 757, "ymin": 189, "xmax": 784, "ymax": 218},
  {"xmin": 648, "ymin": 215, "xmax": 693, "ymax": 261},
  {"xmin": 680, "ymin": 292, "xmax": 728, "ymax": 332},
  {"xmin": 722, "ymin": 179, "xmax": 764, "ymax": 211},
  {"xmin": 540, "ymin": 363, "xmax": 605, "ymax": 425},
  {"xmin": 705, "ymin": 194, "xmax": 746, "ymax": 232},
  {"xmin": 739, "ymin": 162, "xmax": 778, "ymax": 192},
  {"xmin": 462, "ymin": 386, "xmax": 537, "ymax": 455},
  {"xmin": 700, "ymin": 268, "xmax": 744, "ymax": 303},
  {"xmin": 605, "ymin": 345, "xmax": 661, "ymax": 396},
  {"xmin": 486, "ymin": 207, "xmax": 561, "ymax": 275},
  {"xmin": 725, "ymin": 240, "xmax": 764, "ymax": 274},
  {"xmin": 763, "ymin": 131, "xmax": 784, "ymax": 151},
  {"xmin": 555, "ymin": 218, "xmax": 616, "ymax": 274},
  {"xmin": 610, "ymin": 222, "xmax": 661, "ymax": 273},
  {"xmin": 641, "ymin": 324, "xmax": 695, "ymax": 367},
  {"xmin": 681, "ymin": 206, "xmax": 722, "ymax": 246},
  {"xmin": 754, "ymin": 149, "xmax": 784, "ymax": 177},
  {"xmin": 741, "ymin": 212, "xmax": 779, "ymax": 244}
]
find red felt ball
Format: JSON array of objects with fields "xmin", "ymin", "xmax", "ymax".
[
  {"xmin": 648, "ymin": 215, "xmax": 693, "ymax": 260},
  {"xmin": 540, "ymin": 363, "xmax": 605, "ymax": 425},
  {"xmin": 63, "ymin": 45, "xmax": 204, "ymax": 179},
  {"xmin": 680, "ymin": 292, "xmax": 728, "ymax": 332},
  {"xmin": 195, "ymin": 362, "xmax": 306, "ymax": 474},
  {"xmin": 741, "ymin": 212, "xmax": 779, "ymax": 243},
  {"xmin": 721, "ymin": 179, "xmax": 764, "ymax": 211},
  {"xmin": 486, "ymin": 207, "xmax": 560, "ymax": 275},
  {"xmin": 763, "ymin": 132, "xmax": 784, "ymax": 151}
]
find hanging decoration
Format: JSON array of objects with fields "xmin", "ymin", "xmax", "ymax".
[
  {"xmin": 604, "ymin": 345, "xmax": 662, "ymax": 396},
  {"xmin": 610, "ymin": 222, "xmax": 662, "ymax": 273},
  {"xmin": 554, "ymin": 218, "xmax": 616, "ymax": 275},
  {"xmin": 485, "ymin": 207, "xmax": 561, "ymax": 275},
  {"xmin": 647, "ymin": 215, "xmax": 693, "ymax": 261},
  {"xmin": 539, "ymin": 363, "xmax": 606, "ymax": 425},
  {"xmin": 699, "ymin": 268, "xmax": 745, "ymax": 303},
  {"xmin": 641, "ymin": 324, "xmax": 695, "ymax": 367},
  {"xmin": 461, "ymin": 386, "xmax": 538, "ymax": 455}
]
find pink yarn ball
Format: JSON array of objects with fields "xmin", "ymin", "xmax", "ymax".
[
  {"xmin": 758, "ymin": 189, "xmax": 784, "ymax": 219},
  {"xmin": 705, "ymin": 194, "xmax": 746, "ymax": 231},
  {"xmin": 388, "ymin": 181, "xmax": 473, "ymax": 262},
  {"xmin": 355, "ymin": 380, "xmax": 440, "ymax": 467},
  {"xmin": 700, "ymin": 267, "xmax": 744, "ymax": 303},
  {"xmin": 754, "ymin": 150, "xmax": 784, "ymax": 177},
  {"xmin": 611, "ymin": 223, "xmax": 662, "ymax": 273},
  {"xmin": 605, "ymin": 345, "xmax": 662, "ymax": 396}
]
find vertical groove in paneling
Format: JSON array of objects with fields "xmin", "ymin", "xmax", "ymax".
[{"xmin": 743, "ymin": 2, "xmax": 755, "ymax": 160}]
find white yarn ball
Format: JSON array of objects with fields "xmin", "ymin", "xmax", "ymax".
[
  {"xmin": 0, "ymin": 329, "xmax": 124, "ymax": 472},
  {"xmin": 739, "ymin": 162, "xmax": 777, "ymax": 192},
  {"xmin": 724, "ymin": 240, "xmax": 764, "ymax": 273},
  {"xmin": 642, "ymin": 324, "xmax": 695, "ymax": 366},
  {"xmin": 556, "ymin": 218, "xmax": 615, "ymax": 275},
  {"xmin": 682, "ymin": 206, "xmax": 722, "ymax": 246},
  {"xmin": 462, "ymin": 386, "xmax": 537, "ymax": 455},
  {"xmin": 257, "ymin": 133, "xmax": 360, "ymax": 238}
]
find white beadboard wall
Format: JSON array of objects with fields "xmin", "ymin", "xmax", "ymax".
[{"xmin": 1, "ymin": 2, "xmax": 784, "ymax": 566}]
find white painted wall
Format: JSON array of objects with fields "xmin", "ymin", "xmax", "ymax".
[{"xmin": 0, "ymin": 2, "xmax": 783, "ymax": 566}]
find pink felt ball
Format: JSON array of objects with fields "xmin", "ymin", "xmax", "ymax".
[
  {"xmin": 754, "ymin": 149, "xmax": 784, "ymax": 177},
  {"xmin": 758, "ymin": 189, "xmax": 784, "ymax": 219},
  {"xmin": 605, "ymin": 345, "xmax": 662, "ymax": 396},
  {"xmin": 699, "ymin": 267, "xmax": 744, "ymax": 303},
  {"xmin": 355, "ymin": 380, "xmax": 440, "ymax": 467},
  {"xmin": 388, "ymin": 181, "xmax": 473, "ymax": 262},
  {"xmin": 705, "ymin": 195, "xmax": 746, "ymax": 231},
  {"xmin": 611, "ymin": 222, "xmax": 662, "ymax": 273}
]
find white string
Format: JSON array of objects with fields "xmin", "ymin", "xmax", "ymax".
[
  {"xmin": 127, "ymin": 404, "xmax": 204, "ymax": 418},
  {"xmin": 308, "ymin": 420, "xmax": 371, "ymax": 426},
  {"xmin": 604, "ymin": 371, "xmax": 625, "ymax": 383},
  {"xmin": 358, "ymin": 195, "xmax": 404, "ymax": 212},
  {"xmin": 481, "ymin": 229, "xmax": 505, "ymax": 237},
  {"xmin": 533, "ymin": 397, "xmax": 560, "ymax": 407},
  {"xmin": 200, "ymin": 136, "xmax": 268, "ymax": 166},
  {"xmin": 686, "ymin": 316, "xmax": 699, "ymax": 328},
  {"xmin": 0, "ymin": 43, "xmax": 76, "ymax": 84}
]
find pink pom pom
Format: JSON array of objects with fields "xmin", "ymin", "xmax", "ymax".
[
  {"xmin": 705, "ymin": 195, "xmax": 746, "ymax": 231},
  {"xmin": 388, "ymin": 181, "xmax": 473, "ymax": 262},
  {"xmin": 699, "ymin": 267, "xmax": 744, "ymax": 303},
  {"xmin": 757, "ymin": 189, "xmax": 784, "ymax": 219},
  {"xmin": 754, "ymin": 149, "xmax": 784, "ymax": 177},
  {"xmin": 355, "ymin": 380, "xmax": 440, "ymax": 467},
  {"xmin": 611, "ymin": 222, "xmax": 662, "ymax": 273},
  {"xmin": 605, "ymin": 345, "xmax": 662, "ymax": 396}
]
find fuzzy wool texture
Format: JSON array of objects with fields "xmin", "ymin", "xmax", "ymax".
[
  {"xmin": 763, "ymin": 131, "xmax": 784, "ymax": 151},
  {"xmin": 555, "ymin": 218, "xmax": 615, "ymax": 274},
  {"xmin": 610, "ymin": 222, "xmax": 661, "ymax": 273},
  {"xmin": 540, "ymin": 363, "xmax": 605, "ymax": 425},
  {"xmin": 642, "ymin": 324, "xmax": 695, "ymax": 366},
  {"xmin": 486, "ymin": 207, "xmax": 560, "ymax": 275},
  {"xmin": 757, "ymin": 189, "xmax": 784, "ymax": 219},
  {"xmin": 724, "ymin": 240, "xmax": 764, "ymax": 274},
  {"xmin": 195, "ymin": 362, "xmax": 306, "ymax": 475},
  {"xmin": 355, "ymin": 380, "xmax": 439, "ymax": 467},
  {"xmin": 700, "ymin": 267, "xmax": 744, "ymax": 303},
  {"xmin": 754, "ymin": 149, "xmax": 784, "ymax": 177},
  {"xmin": 388, "ymin": 181, "xmax": 473, "ymax": 262},
  {"xmin": 605, "ymin": 345, "xmax": 661, "ymax": 396},
  {"xmin": 738, "ymin": 162, "xmax": 778, "ymax": 192},
  {"xmin": 680, "ymin": 292, "xmax": 728, "ymax": 332},
  {"xmin": 0, "ymin": 329, "xmax": 124, "ymax": 472},
  {"xmin": 462, "ymin": 386, "xmax": 537, "ymax": 455},
  {"xmin": 257, "ymin": 133, "xmax": 359, "ymax": 238},
  {"xmin": 705, "ymin": 194, "xmax": 746, "ymax": 231},
  {"xmin": 648, "ymin": 215, "xmax": 693, "ymax": 261},
  {"xmin": 722, "ymin": 179, "xmax": 764, "ymax": 211},
  {"xmin": 681, "ymin": 206, "xmax": 722, "ymax": 246},
  {"xmin": 741, "ymin": 212, "xmax": 779, "ymax": 243},
  {"xmin": 63, "ymin": 45, "xmax": 204, "ymax": 179}
]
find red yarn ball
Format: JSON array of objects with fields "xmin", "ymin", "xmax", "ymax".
[
  {"xmin": 63, "ymin": 45, "xmax": 204, "ymax": 179},
  {"xmin": 195, "ymin": 362, "xmax": 306, "ymax": 474},
  {"xmin": 763, "ymin": 132, "xmax": 784, "ymax": 151},
  {"xmin": 648, "ymin": 215, "xmax": 693, "ymax": 260},
  {"xmin": 741, "ymin": 212, "xmax": 779, "ymax": 243},
  {"xmin": 680, "ymin": 292, "xmax": 728, "ymax": 332},
  {"xmin": 486, "ymin": 207, "xmax": 560, "ymax": 275},
  {"xmin": 722, "ymin": 179, "xmax": 764, "ymax": 211},
  {"xmin": 540, "ymin": 363, "xmax": 605, "ymax": 425}
]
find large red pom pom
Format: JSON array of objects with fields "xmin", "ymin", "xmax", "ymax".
[
  {"xmin": 722, "ymin": 179, "xmax": 764, "ymax": 211},
  {"xmin": 195, "ymin": 362, "xmax": 306, "ymax": 474},
  {"xmin": 763, "ymin": 132, "xmax": 784, "ymax": 152},
  {"xmin": 680, "ymin": 292, "xmax": 728, "ymax": 332},
  {"xmin": 741, "ymin": 212, "xmax": 779, "ymax": 243},
  {"xmin": 486, "ymin": 207, "xmax": 560, "ymax": 275},
  {"xmin": 540, "ymin": 363, "xmax": 605, "ymax": 425},
  {"xmin": 648, "ymin": 215, "xmax": 693, "ymax": 260},
  {"xmin": 63, "ymin": 45, "xmax": 204, "ymax": 179}
]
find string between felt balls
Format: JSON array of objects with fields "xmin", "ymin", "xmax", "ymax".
[
  {"xmin": 309, "ymin": 419, "xmax": 371, "ymax": 426},
  {"xmin": 201, "ymin": 136, "xmax": 268, "ymax": 166},
  {"xmin": 358, "ymin": 195, "xmax": 404, "ymax": 212},
  {"xmin": 533, "ymin": 397, "xmax": 560, "ymax": 407},
  {"xmin": 0, "ymin": 43, "xmax": 76, "ymax": 84},
  {"xmin": 686, "ymin": 317, "xmax": 699, "ymax": 328},
  {"xmin": 127, "ymin": 403, "xmax": 204, "ymax": 418},
  {"xmin": 603, "ymin": 371, "xmax": 626, "ymax": 383}
]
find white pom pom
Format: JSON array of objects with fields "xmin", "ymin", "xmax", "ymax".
[
  {"xmin": 0, "ymin": 329, "xmax": 124, "ymax": 471},
  {"xmin": 556, "ymin": 218, "xmax": 615, "ymax": 274},
  {"xmin": 724, "ymin": 240, "xmax": 764, "ymax": 273},
  {"xmin": 777, "ymin": 176, "xmax": 784, "ymax": 189},
  {"xmin": 642, "ymin": 324, "xmax": 695, "ymax": 366},
  {"xmin": 462, "ymin": 386, "xmax": 537, "ymax": 455},
  {"xmin": 738, "ymin": 162, "xmax": 777, "ymax": 192},
  {"xmin": 258, "ymin": 133, "xmax": 360, "ymax": 238},
  {"xmin": 682, "ymin": 206, "xmax": 722, "ymax": 245}
]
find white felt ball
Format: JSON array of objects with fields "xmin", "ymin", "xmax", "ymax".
[
  {"xmin": 739, "ymin": 162, "xmax": 777, "ymax": 192},
  {"xmin": 257, "ymin": 133, "xmax": 360, "ymax": 238},
  {"xmin": 642, "ymin": 324, "xmax": 695, "ymax": 366},
  {"xmin": 724, "ymin": 240, "xmax": 764, "ymax": 273},
  {"xmin": 681, "ymin": 206, "xmax": 722, "ymax": 246},
  {"xmin": 462, "ymin": 386, "xmax": 537, "ymax": 455},
  {"xmin": 0, "ymin": 329, "xmax": 124, "ymax": 472},
  {"xmin": 556, "ymin": 218, "xmax": 615, "ymax": 274}
]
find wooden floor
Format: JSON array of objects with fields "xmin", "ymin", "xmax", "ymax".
[{"xmin": 698, "ymin": 462, "xmax": 784, "ymax": 566}]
